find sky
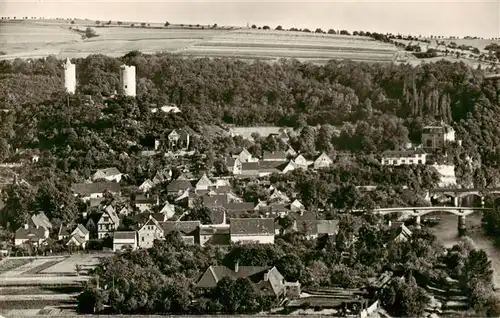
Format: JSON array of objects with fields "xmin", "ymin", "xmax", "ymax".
[{"xmin": 1, "ymin": 0, "xmax": 499, "ymax": 38}]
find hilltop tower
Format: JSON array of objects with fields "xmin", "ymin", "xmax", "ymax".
[
  {"xmin": 63, "ymin": 58, "xmax": 76, "ymax": 94},
  {"xmin": 119, "ymin": 65, "xmax": 136, "ymax": 97}
]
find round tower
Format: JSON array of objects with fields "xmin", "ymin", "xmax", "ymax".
[
  {"xmin": 120, "ymin": 65, "xmax": 136, "ymax": 97},
  {"xmin": 63, "ymin": 58, "xmax": 76, "ymax": 94}
]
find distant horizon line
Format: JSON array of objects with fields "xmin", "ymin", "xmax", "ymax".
[{"xmin": 1, "ymin": 16, "xmax": 498, "ymax": 40}]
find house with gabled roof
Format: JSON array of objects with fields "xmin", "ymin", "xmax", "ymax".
[
  {"xmin": 67, "ymin": 234, "xmax": 87, "ymax": 248},
  {"xmin": 196, "ymin": 264, "xmax": 292, "ymax": 299},
  {"xmin": 389, "ymin": 221, "xmax": 413, "ymax": 242},
  {"xmin": 230, "ymin": 218, "xmax": 275, "ymax": 244},
  {"xmin": 162, "ymin": 221, "xmax": 201, "ymax": 245},
  {"xmin": 166, "ymin": 129, "xmax": 190, "ymax": 150},
  {"xmin": 294, "ymin": 154, "xmax": 309, "ymax": 170},
  {"xmin": 14, "ymin": 224, "xmax": 48, "ymax": 246},
  {"xmin": 281, "ymin": 160, "xmax": 297, "ymax": 174},
  {"xmin": 195, "ymin": 173, "xmax": 214, "ymax": 192},
  {"xmin": 113, "ymin": 231, "xmax": 138, "ymax": 252},
  {"xmin": 290, "ymin": 199, "xmax": 305, "ymax": 212},
  {"xmin": 97, "ymin": 207, "xmax": 120, "ymax": 239},
  {"xmin": 313, "ymin": 152, "xmax": 333, "ymax": 170},
  {"xmin": 71, "ymin": 182, "xmax": 121, "ymax": 201},
  {"xmin": 72, "ymin": 224, "xmax": 89, "ymax": 241},
  {"xmin": 134, "ymin": 194, "xmax": 159, "ymax": 213},
  {"xmin": 58, "ymin": 224, "xmax": 73, "ymax": 241},
  {"xmin": 138, "ymin": 215, "xmax": 164, "ymax": 249},
  {"xmin": 225, "ymin": 157, "xmax": 242, "ymax": 175},
  {"xmin": 29, "ymin": 212, "xmax": 52, "ymax": 230},
  {"xmin": 159, "ymin": 201, "xmax": 176, "ymax": 219},
  {"xmin": 67, "ymin": 224, "xmax": 90, "ymax": 249},
  {"xmin": 139, "ymin": 179, "xmax": 154, "ymax": 193},
  {"xmin": 278, "ymin": 131, "xmax": 290, "ymax": 144},
  {"xmin": 269, "ymin": 189, "xmax": 290, "ymax": 204},
  {"xmin": 174, "ymin": 189, "xmax": 196, "ymax": 208},
  {"xmin": 152, "ymin": 169, "xmax": 172, "ymax": 185},
  {"xmin": 92, "ymin": 167, "xmax": 123, "ymax": 183},
  {"xmin": 286, "ymin": 146, "xmax": 297, "ymax": 157},
  {"xmin": 119, "ymin": 206, "xmax": 131, "ymax": 216},
  {"xmin": 231, "ymin": 148, "xmax": 253, "ymax": 163}
]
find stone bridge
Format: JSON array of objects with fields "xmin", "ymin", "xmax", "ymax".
[
  {"xmin": 354, "ymin": 206, "xmax": 492, "ymax": 232},
  {"xmin": 429, "ymin": 188, "xmax": 500, "ymax": 207}
]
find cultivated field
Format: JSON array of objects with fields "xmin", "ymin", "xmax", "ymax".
[
  {"xmin": 0, "ymin": 254, "xmax": 107, "ymax": 286},
  {"xmin": 0, "ymin": 20, "xmax": 399, "ymax": 63}
]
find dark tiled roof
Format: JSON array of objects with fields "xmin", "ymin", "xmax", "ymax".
[
  {"xmin": 263, "ymin": 151, "xmax": 287, "ymax": 161},
  {"xmin": 196, "ymin": 265, "xmax": 285, "ymax": 297},
  {"xmin": 224, "ymin": 202, "xmax": 255, "ymax": 213},
  {"xmin": 135, "ymin": 195, "xmax": 157, "ymax": 204},
  {"xmin": 162, "ymin": 221, "xmax": 200, "ymax": 235},
  {"xmin": 15, "ymin": 226, "xmax": 46, "ymax": 240},
  {"xmin": 258, "ymin": 161, "xmax": 283, "ymax": 171},
  {"xmin": 113, "ymin": 231, "xmax": 137, "ymax": 240},
  {"xmin": 167, "ymin": 179, "xmax": 193, "ymax": 192},
  {"xmin": 242, "ymin": 162, "xmax": 259, "ymax": 171},
  {"xmin": 230, "ymin": 218, "xmax": 275, "ymax": 236},
  {"xmin": 71, "ymin": 182, "xmax": 120, "ymax": 195},
  {"xmin": 197, "ymin": 265, "xmax": 270, "ymax": 288}
]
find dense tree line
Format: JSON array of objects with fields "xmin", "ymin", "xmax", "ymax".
[{"xmin": 0, "ymin": 54, "xmax": 498, "ymax": 178}]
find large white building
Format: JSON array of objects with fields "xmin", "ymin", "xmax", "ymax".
[
  {"xmin": 63, "ymin": 58, "xmax": 76, "ymax": 94},
  {"xmin": 381, "ymin": 149, "xmax": 427, "ymax": 166},
  {"xmin": 120, "ymin": 65, "xmax": 136, "ymax": 97},
  {"xmin": 421, "ymin": 123, "xmax": 455, "ymax": 150}
]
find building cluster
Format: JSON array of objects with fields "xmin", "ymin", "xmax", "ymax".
[
  {"xmin": 13, "ymin": 156, "xmax": 338, "ymax": 252},
  {"xmin": 381, "ymin": 122, "xmax": 456, "ymax": 166},
  {"xmin": 225, "ymin": 146, "xmax": 333, "ymax": 178}
]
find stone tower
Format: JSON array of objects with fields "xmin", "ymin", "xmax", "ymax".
[
  {"xmin": 63, "ymin": 58, "xmax": 76, "ymax": 94},
  {"xmin": 119, "ymin": 64, "xmax": 136, "ymax": 97}
]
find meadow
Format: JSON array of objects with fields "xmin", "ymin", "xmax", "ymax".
[{"xmin": 0, "ymin": 20, "xmax": 399, "ymax": 63}]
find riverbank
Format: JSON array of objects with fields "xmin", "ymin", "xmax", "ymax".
[{"xmin": 429, "ymin": 212, "xmax": 500, "ymax": 288}]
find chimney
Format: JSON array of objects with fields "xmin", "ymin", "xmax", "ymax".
[
  {"xmin": 222, "ymin": 210, "xmax": 227, "ymax": 225},
  {"xmin": 388, "ymin": 220, "xmax": 392, "ymax": 227},
  {"xmin": 234, "ymin": 260, "xmax": 239, "ymax": 273},
  {"xmin": 264, "ymin": 271, "xmax": 269, "ymax": 281},
  {"xmin": 24, "ymin": 223, "xmax": 29, "ymax": 229}
]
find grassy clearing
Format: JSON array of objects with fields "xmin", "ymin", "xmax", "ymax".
[{"xmin": 0, "ymin": 259, "xmax": 32, "ymax": 274}]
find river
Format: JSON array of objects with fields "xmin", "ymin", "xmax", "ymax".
[{"xmin": 427, "ymin": 211, "xmax": 500, "ymax": 288}]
